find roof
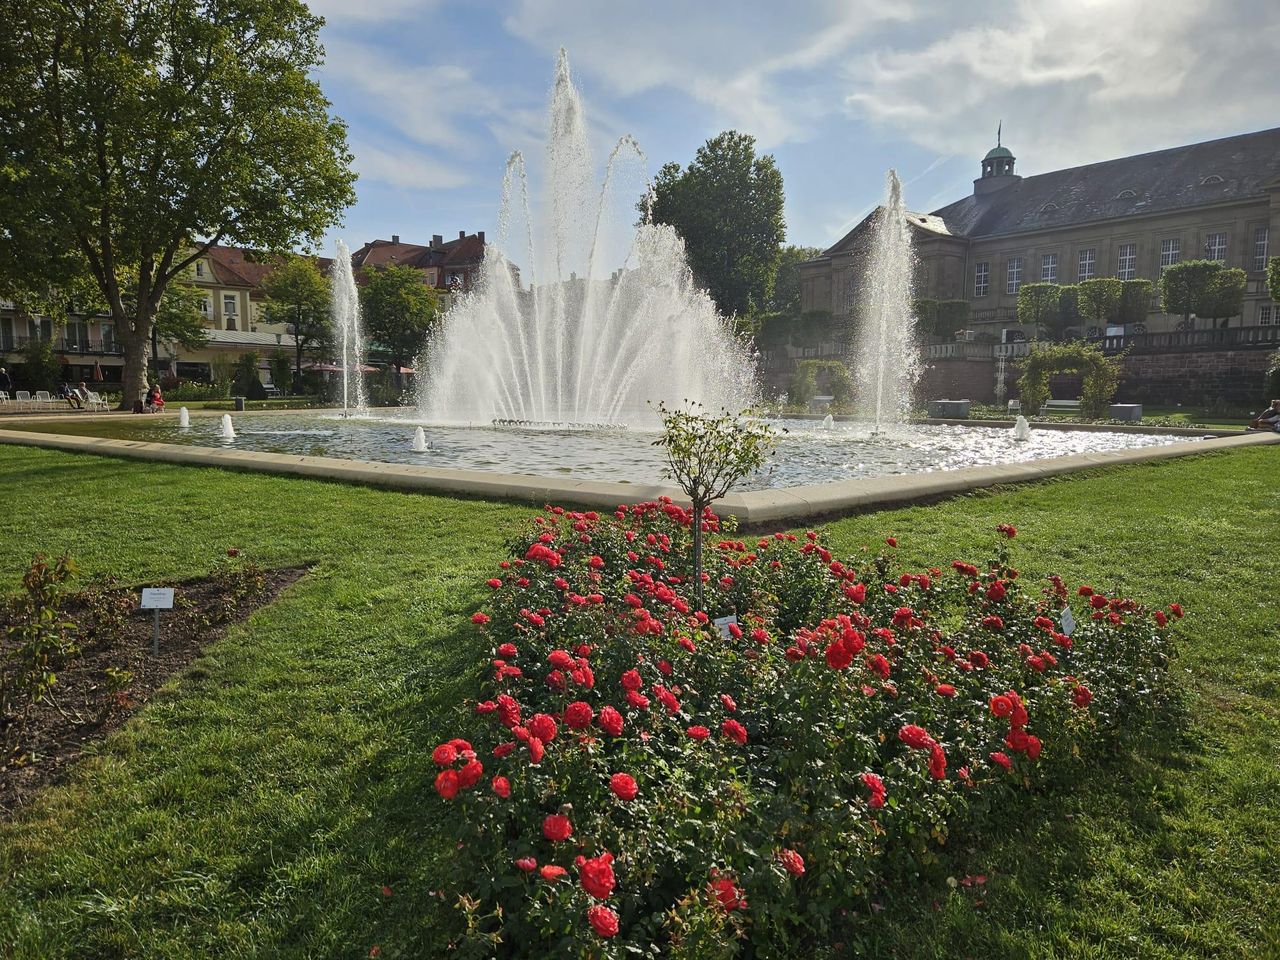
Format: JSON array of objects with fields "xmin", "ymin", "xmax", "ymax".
[
  {"xmin": 204, "ymin": 328, "xmax": 299, "ymax": 349},
  {"xmin": 818, "ymin": 207, "xmax": 956, "ymax": 257},
  {"xmin": 205, "ymin": 246, "xmax": 279, "ymax": 288},
  {"xmin": 350, "ymin": 234, "xmax": 486, "ymax": 272},
  {"xmin": 932, "ymin": 126, "xmax": 1280, "ymax": 239},
  {"xmin": 984, "ymin": 145, "xmax": 1015, "ymax": 160}
]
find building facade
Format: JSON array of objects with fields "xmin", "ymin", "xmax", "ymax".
[{"xmin": 800, "ymin": 127, "xmax": 1280, "ymax": 338}]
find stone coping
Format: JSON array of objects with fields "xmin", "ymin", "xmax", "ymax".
[{"xmin": 0, "ymin": 419, "xmax": 1275, "ymax": 525}]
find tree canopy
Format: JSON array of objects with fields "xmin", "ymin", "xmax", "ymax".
[
  {"xmin": 1076, "ymin": 278, "xmax": 1124, "ymax": 331},
  {"xmin": 1016, "ymin": 283, "xmax": 1062, "ymax": 339},
  {"xmin": 647, "ymin": 132, "xmax": 785, "ymax": 323},
  {"xmin": 766, "ymin": 245, "xmax": 823, "ymax": 317},
  {"xmin": 0, "ymin": 0, "xmax": 356, "ymax": 405},
  {"xmin": 1159, "ymin": 260, "xmax": 1226, "ymax": 328},
  {"xmin": 262, "ymin": 255, "xmax": 332, "ymax": 377},
  {"xmin": 359, "ymin": 265, "xmax": 439, "ymax": 389}
]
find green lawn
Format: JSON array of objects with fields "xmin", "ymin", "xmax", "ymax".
[{"xmin": 0, "ymin": 445, "xmax": 1277, "ymax": 958}]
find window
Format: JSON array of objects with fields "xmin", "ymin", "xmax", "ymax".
[
  {"xmin": 1159, "ymin": 238, "xmax": 1181, "ymax": 268},
  {"xmin": 200, "ymin": 297, "xmax": 211, "ymax": 316},
  {"xmin": 0, "ymin": 316, "xmax": 12, "ymax": 352},
  {"xmin": 1117, "ymin": 243, "xmax": 1137, "ymax": 280},
  {"xmin": 974, "ymin": 261, "xmax": 989, "ymax": 297},
  {"xmin": 223, "ymin": 295, "xmax": 237, "ymax": 314},
  {"xmin": 1254, "ymin": 227, "xmax": 1269, "ymax": 272},
  {"xmin": 1041, "ymin": 253, "xmax": 1058, "ymax": 282},
  {"xmin": 100, "ymin": 322, "xmax": 116, "ymax": 352},
  {"xmin": 195, "ymin": 261, "xmax": 205, "ymax": 278},
  {"xmin": 28, "ymin": 318, "xmax": 52, "ymax": 341},
  {"xmin": 1205, "ymin": 232, "xmax": 1227, "ymax": 261},
  {"xmin": 66, "ymin": 321, "xmax": 90, "ymax": 350},
  {"xmin": 1260, "ymin": 304, "xmax": 1274, "ymax": 326},
  {"xmin": 1078, "ymin": 248, "xmax": 1096, "ymax": 280},
  {"xmin": 1006, "ymin": 257, "xmax": 1023, "ymax": 295}
]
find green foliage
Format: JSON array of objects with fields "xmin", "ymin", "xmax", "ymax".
[
  {"xmin": 1076, "ymin": 279, "xmax": 1123, "ymax": 329},
  {"xmin": 912, "ymin": 299, "xmax": 939, "ymax": 337},
  {"xmin": 1197, "ymin": 267, "xmax": 1246, "ymax": 323},
  {"xmin": 210, "ymin": 355, "xmax": 235, "ymax": 397},
  {"xmin": 267, "ymin": 352, "xmax": 293, "ymax": 395},
  {"xmin": 1, "ymin": 553, "xmax": 77, "ymax": 754},
  {"xmin": 1118, "ymin": 279, "xmax": 1154, "ymax": 327},
  {"xmin": 359, "ymin": 264, "xmax": 439, "ymax": 378},
  {"xmin": 1266, "ymin": 350, "xmax": 1280, "ymax": 401},
  {"xmin": 152, "ymin": 279, "xmax": 209, "ymax": 351},
  {"xmin": 648, "ymin": 132, "xmax": 786, "ymax": 320},
  {"xmin": 1017, "ymin": 341, "xmax": 1122, "ymax": 418},
  {"xmin": 0, "ymin": 0, "xmax": 357, "ymax": 403},
  {"xmin": 791, "ymin": 360, "xmax": 852, "ymax": 406},
  {"xmin": 262, "ymin": 255, "xmax": 332, "ymax": 376},
  {"xmin": 1159, "ymin": 260, "xmax": 1222, "ymax": 325},
  {"xmin": 1055, "ymin": 285, "xmax": 1080, "ymax": 338},
  {"xmin": 937, "ymin": 300, "xmax": 970, "ymax": 339},
  {"xmin": 767, "ymin": 245, "xmax": 823, "ymax": 316},
  {"xmin": 1016, "ymin": 283, "xmax": 1062, "ymax": 338},
  {"xmin": 654, "ymin": 403, "xmax": 777, "ymax": 606},
  {"xmin": 18, "ymin": 336, "xmax": 62, "ymax": 392},
  {"xmin": 233, "ymin": 353, "xmax": 261, "ymax": 396},
  {"xmin": 1268, "ymin": 256, "xmax": 1280, "ymax": 304}
]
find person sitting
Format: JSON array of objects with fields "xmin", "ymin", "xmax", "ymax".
[
  {"xmin": 145, "ymin": 383, "xmax": 165, "ymax": 412},
  {"xmin": 59, "ymin": 383, "xmax": 84, "ymax": 409},
  {"xmin": 75, "ymin": 381, "xmax": 91, "ymax": 406},
  {"xmin": 1250, "ymin": 399, "xmax": 1280, "ymax": 431}
]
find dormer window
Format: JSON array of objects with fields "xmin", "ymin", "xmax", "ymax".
[
  {"xmin": 1114, "ymin": 189, "xmax": 1138, "ymax": 200},
  {"xmin": 1201, "ymin": 174, "xmax": 1224, "ymax": 185},
  {"xmin": 195, "ymin": 261, "xmax": 205, "ymax": 278},
  {"xmin": 1040, "ymin": 202, "xmax": 1059, "ymax": 213}
]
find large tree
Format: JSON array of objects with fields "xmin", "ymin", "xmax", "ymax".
[
  {"xmin": 647, "ymin": 132, "xmax": 785, "ymax": 323},
  {"xmin": 767, "ymin": 244, "xmax": 824, "ymax": 317},
  {"xmin": 359, "ymin": 265, "xmax": 439, "ymax": 392},
  {"xmin": 262, "ymin": 254, "xmax": 332, "ymax": 378},
  {"xmin": 0, "ymin": 0, "xmax": 356, "ymax": 407}
]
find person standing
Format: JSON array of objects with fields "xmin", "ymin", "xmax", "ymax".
[{"xmin": 0, "ymin": 367, "xmax": 11, "ymax": 395}]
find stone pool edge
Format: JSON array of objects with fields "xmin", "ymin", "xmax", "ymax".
[{"xmin": 1, "ymin": 423, "xmax": 1276, "ymax": 524}]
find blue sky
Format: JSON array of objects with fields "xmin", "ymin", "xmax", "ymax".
[{"xmin": 310, "ymin": 0, "xmax": 1280, "ymax": 258}]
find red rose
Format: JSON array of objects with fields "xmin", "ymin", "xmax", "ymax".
[
  {"xmin": 497, "ymin": 642, "xmax": 518, "ymax": 659},
  {"xmin": 1170, "ymin": 603, "xmax": 1184, "ymax": 619},
  {"xmin": 860, "ymin": 771, "xmax": 886, "ymax": 808},
  {"xmin": 996, "ymin": 523, "xmax": 1017, "ymax": 538},
  {"xmin": 458, "ymin": 759, "xmax": 484, "ymax": 789},
  {"xmin": 968, "ymin": 650, "xmax": 989, "ymax": 669},
  {"xmin": 543, "ymin": 814, "xmax": 573, "ymax": 842},
  {"xmin": 928, "ymin": 744, "xmax": 947, "ymax": 779},
  {"xmin": 656, "ymin": 686, "xmax": 680, "ymax": 713},
  {"xmin": 492, "ymin": 776, "xmax": 511, "ymax": 798},
  {"xmin": 625, "ymin": 690, "xmax": 650, "ymax": 710},
  {"xmin": 1153, "ymin": 610, "xmax": 1167, "ymax": 627},
  {"xmin": 1025, "ymin": 735, "xmax": 1042, "ymax": 760},
  {"xmin": 471, "ymin": 612, "xmax": 490, "ymax": 625},
  {"xmin": 548, "ymin": 649, "xmax": 575, "ymax": 670},
  {"xmin": 514, "ymin": 857, "xmax": 537, "ymax": 873},
  {"xmin": 598, "ymin": 705, "xmax": 624, "ymax": 736},
  {"xmin": 885, "ymin": 536, "xmax": 897, "ymax": 547},
  {"xmin": 578, "ymin": 852, "xmax": 616, "ymax": 899},
  {"xmin": 721, "ymin": 719, "xmax": 747, "ymax": 745},
  {"xmin": 486, "ymin": 578, "xmax": 502, "ymax": 589},
  {"xmin": 1078, "ymin": 585, "xmax": 1094, "ymax": 596},
  {"xmin": 1090, "ymin": 594, "xmax": 1108, "ymax": 610},
  {"xmin": 432, "ymin": 743, "xmax": 458, "ymax": 766},
  {"xmin": 587, "ymin": 904, "xmax": 619, "ymax": 938},
  {"xmin": 986, "ymin": 581, "xmax": 1007, "ymax": 602},
  {"xmin": 527, "ymin": 736, "xmax": 544, "ymax": 764},
  {"xmin": 434, "ymin": 769, "xmax": 460, "ymax": 800},
  {"xmin": 720, "ymin": 693, "xmax": 737, "ymax": 712},
  {"xmin": 540, "ymin": 865, "xmax": 567, "ymax": 881},
  {"xmin": 866, "ymin": 653, "xmax": 891, "ymax": 679},
  {"xmin": 709, "ymin": 875, "xmax": 746, "ymax": 911},
  {"xmin": 621, "ymin": 668, "xmax": 642, "ymax": 691},
  {"xmin": 529, "ymin": 713, "xmax": 558, "ymax": 743},
  {"xmin": 989, "ymin": 751, "xmax": 1013, "ymax": 771},
  {"xmin": 825, "ymin": 641, "xmax": 853, "ymax": 670},
  {"xmin": 777, "ymin": 848, "xmax": 805, "ymax": 876},
  {"xmin": 564, "ymin": 701, "xmax": 594, "ymax": 730},
  {"xmin": 935, "ymin": 684, "xmax": 957, "ymax": 697},
  {"xmin": 686, "ymin": 725, "xmax": 710, "ymax": 741},
  {"xmin": 898, "ymin": 724, "xmax": 935, "ymax": 750},
  {"xmin": 982, "ymin": 615, "xmax": 1005, "ymax": 631},
  {"xmin": 610, "ymin": 772, "xmax": 638, "ymax": 801},
  {"xmin": 1072, "ymin": 685, "xmax": 1093, "ymax": 708}
]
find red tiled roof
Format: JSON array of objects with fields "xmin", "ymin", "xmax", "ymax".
[{"xmin": 203, "ymin": 246, "xmax": 334, "ymax": 293}]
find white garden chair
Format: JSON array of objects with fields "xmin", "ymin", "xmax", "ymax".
[
  {"xmin": 86, "ymin": 391, "xmax": 110, "ymax": 412},
  {"xmin": 34, "ymin": 390, "xmax": 54, "ymax": 410},
  {"xmin": 0, "ymin": 391, "xmax": 8, "ymax": 410},
  {"xmin": 15, "ymin": 390, "xmax": 32, "ymax": 411}
]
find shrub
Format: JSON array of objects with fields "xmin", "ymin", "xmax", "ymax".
[{"xmin": 428, "ymin": 504, "xmax": 1180, "ymax": 957}]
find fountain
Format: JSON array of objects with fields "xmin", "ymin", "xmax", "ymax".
[
  {"xmin": 219, "ymin": 414, "xmax": 235, "ymax": 440},
  {"xmin": 412, "ymin": 427, "xmax": 428, "ymax": 452},
  {"xmin": 178, "ymin": 407, "xmax": 190, "ymax": 428},
  {"xmin": 1012, "ymin": 415, "xmax": 1032, "ymax": 441},
  {"xmin": 854, "ymin": 170, "xmax": 921, "ymax": 433},
  {"xmin": 419, "ymin": 50, "xmax": 757, "ymax": 426},
  {"xmin": 331, "ymin": 239, "xmax": 368, "ymax": 417},
  {"xmin": 821, "ymin": 414, "xmax": 835, "ymax": 430}
]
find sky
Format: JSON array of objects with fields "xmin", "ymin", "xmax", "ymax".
[{"xmin": 311, "ymin": 0, "xmax": 1280, "ymax": 258}]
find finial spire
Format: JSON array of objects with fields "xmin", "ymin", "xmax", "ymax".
[{"xmin": 997, "ymin": 121, "xmax": 1002, "ymax": 147}]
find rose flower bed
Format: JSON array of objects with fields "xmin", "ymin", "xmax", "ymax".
[{"xmin": 430, "ymin": 499, "xmax": 1180, "ymax": 957}]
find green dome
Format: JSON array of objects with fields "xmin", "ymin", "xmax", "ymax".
[{"xmin": 984, "ymin": 145, "xmax": 1015, "ymax": 160}]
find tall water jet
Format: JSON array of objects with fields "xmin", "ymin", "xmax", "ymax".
[
  {"xmin": 420, "ymin": 50, "xmax": 756, "ymax": 426},
  {"xmin": 854, "ymin": 170, "xmax": 921, "ymax": 433},
  {"xmin": 219, "ymin": 414, "xmax": 235, "ymax": 440},
  {"xmin": 331, "ymin": 239, "xmax": 368, "ymax": 417},
  {"xmin": 412, "ymin": 426, "xmax": 428, "ymax": 452},
  {"xmin": 177, "ymin": 406, "xmax": 190, "ymax": 428}
]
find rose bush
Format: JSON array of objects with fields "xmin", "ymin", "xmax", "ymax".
[{"xmin": 431, "ymin": 500, "xmax": 1180, "ymax": 957}]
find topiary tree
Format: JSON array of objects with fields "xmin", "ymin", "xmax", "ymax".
[
  {"xmin": 912, "ymin": 299, "xmax": 939, "ymax": 338},
  {"xmin": 1268, "ymin": 256, "xmax": 1280, "ymax": 304},
  {"xmin": 1017, "ymin": 341, "xmax": 1122, "ymax": 418},
  {"xmin": 654, "ymin": 403, "xmax": 777, "ymax": 609},
  {"xmin": 1016, "ymin": 282, "xmax": 1062, "ymax": 339},
  {"xmin": 1197, "ymin": 267, "xmax": 1246, "ymax": 328},
  {"xmin": 1118, "ymin": 279, "xmax": 1154, "ymax": 328},
  {"xmin": 1077, "ymin": 278, "xmax": 1123, "ymax": 334},
  {"xmin": 1053, "ymin": 285, "xmax": 1080, "ymax": 340},
  {"xmin": 1160, "ymin": 260, "xmax": 1222, "ymax": 330},
  {"xmin": 937, "ymin": 300, "xmax": 970, "ymax": 339}
]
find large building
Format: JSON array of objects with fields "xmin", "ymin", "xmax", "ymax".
[{"xmin": 800, "ymin": 127, "xmax": 1280, "ymax": 338}]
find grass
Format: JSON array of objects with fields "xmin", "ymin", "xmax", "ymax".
[{"xmin": 0, "ymin": 444, "xmax": 1277, "ymax": 958}]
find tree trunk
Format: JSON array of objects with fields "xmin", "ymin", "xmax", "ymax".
[
  {"xmin": 117, "ymin": 307, "xmax": 154, "ymax": 410},
  {"xmin": 692, "ymin": 499, "xmax": 705, "ymax": 611}
]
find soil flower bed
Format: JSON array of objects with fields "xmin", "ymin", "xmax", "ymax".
[{"xmin": 433, "ymin": 500, "xmax": 1180, "ymax": 957}]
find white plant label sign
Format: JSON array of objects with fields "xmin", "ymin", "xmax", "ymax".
[
  {"xmin": 140, "ymin": 587, "xmax": 174, "ymax": 610},
  {"xmin": 1061, "ymin": 605, "xmax": 1076, "ymax": 637},
  {"xmin": 713, "ymin": 614, "xmax": 738, "ymax": 639}
]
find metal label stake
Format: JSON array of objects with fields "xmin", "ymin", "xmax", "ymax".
[{"xmin": 140, "ymin": 587, "xmax": 175, "ymax": 654}]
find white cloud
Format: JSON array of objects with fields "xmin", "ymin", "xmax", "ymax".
[
  {"xmin": 308, "ymin": 0, "xmax": 427, "ymax": 25},
  {"xmin": 503, "ymin": 0, "xmax": 914, "ymax": 147},
  {"xmin": 843, "ymin": 0, "xmax": 1280, "ymax": 178},
  {"xmin": 351, "ymin": 140, "xmax": 471, "ymax": 190}
]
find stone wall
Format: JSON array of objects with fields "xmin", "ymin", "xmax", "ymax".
[
  {"xmin": 1116, "ymin": 349, "xmax": 1274, "ymax": 408},
  {"xmin": 917, "ymin": 358, "xmax": 1000, "ymax": 404}
]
